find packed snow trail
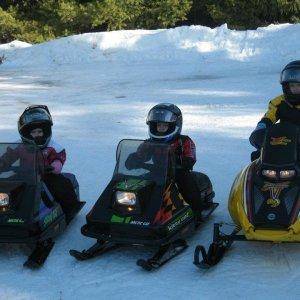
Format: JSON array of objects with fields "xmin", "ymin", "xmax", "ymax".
[{"xmin": 0, "ymin": 24, "xmax": 300, "ymax": 299}]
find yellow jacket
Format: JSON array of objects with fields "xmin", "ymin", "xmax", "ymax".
[
  {"xmin": 262, "ymin": 95, "xmax": 284, "ymax": 124},
  {"xmin": 250, "ymin": 94, "xmax": 300, "ymax": 148},
  {"xmin": 260, "ymin": 94, "xmax": 300, "ymax": 126}
]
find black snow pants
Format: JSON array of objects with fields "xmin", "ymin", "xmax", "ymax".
[
  {"xmin": 43, "ymin": 173, "xmax": 78, "ymax": 216},
  {"xmin": 175, "ymin": 170, "xmax": 207, "ymax": 213}
]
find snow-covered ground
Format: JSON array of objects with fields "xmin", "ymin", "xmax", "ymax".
[{"xmin": 0, "ymin": 23, "xmax": 300, "ymax": 299}]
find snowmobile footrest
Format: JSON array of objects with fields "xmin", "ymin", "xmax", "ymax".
[
  {"xmin": 66, "ymin": 201, "xmax": 86, "ymax": 225},
  {"xmin": 24, "ymin": 239, "xmax": 55, "ymax": 269},
  {"xmin": 69, "ymin": 240, "xmax": 118, "ymax": 261},
  {"xmin": 137, "ymin": 239, "xmax": 188, "ymax": 271},
  {"xmin": 202, "ymin": 202, "xmax": 219, "ymax": 220}
]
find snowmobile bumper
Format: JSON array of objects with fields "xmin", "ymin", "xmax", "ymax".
[
  {"xmin": 0, "ymin": 214, "xmax": 66, "ymax": 244},
  {"xmin": 243, "ymin": 226, "xmax": 300, "ymax": 242},
  {"xmin": 0, "ymin": 201, "xmax": 84, "ymax": 245},
  {"xmin": 81, "ymin": 208, "xmax": 195, "ymax": 246}
]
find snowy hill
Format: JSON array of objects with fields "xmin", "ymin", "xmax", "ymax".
[{"xmin": 0, "ymin": 23, "xmax": 300, "ymax": 299}]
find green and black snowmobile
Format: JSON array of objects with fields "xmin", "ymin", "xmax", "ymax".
[
  {"xmin": 70, "ymin": 139, "xmax": 217, "ymax": 270},
  {"xmin": 0, "ymin": 143, "xmax": 85, "ymax": 268}
]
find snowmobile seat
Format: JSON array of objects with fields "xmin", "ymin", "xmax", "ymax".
[
  {"xmin": 191, "ymin": 171, "xmax": 212, "ymax": 192},
  {"xmin": 62, "ymin": 172, "xmax": 78, "ymax": 188},
  {"xmin": 191, "ymin": 171, "xmax": 214, "ymax": 208}
]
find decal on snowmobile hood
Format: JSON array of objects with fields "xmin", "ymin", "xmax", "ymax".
[{"xmin": 270, "ymin": 136, "xmax": 291, "ymax": 146}]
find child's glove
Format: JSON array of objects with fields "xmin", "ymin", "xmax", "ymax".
[
  {"xmin": 0, "ymin": 160, "xmax": 6, "ymax": 172},
  {"xmin": 125, "ymin": 153, "xmax": 142, "ymax": 170},
  {"xmin": 249, "ymin": 122, "xmax": 267, "ymax": 149}
]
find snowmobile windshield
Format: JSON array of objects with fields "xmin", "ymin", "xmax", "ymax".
[
  {"xmin": 0, "ymin": 143, "xmax": 42, "ymax": 184},
  {"xmin": 114, "ymin": 139, "xmax": 171, "ymax": 185},
  {"xmin": 262, "ymin": 123, "xmax": 298, "ymax": 167},
  {"xmin": 147, "ymin": 109, "xmax": 177, "ymax": 123}
]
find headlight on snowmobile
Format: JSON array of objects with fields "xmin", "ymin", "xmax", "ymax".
[
  {"xmin": 262, "ymin": 169, "xmax": 277, "ymax": 179},
  {"xmin": 115, "ymin": 191, "xmax": 136, "ymax": 206},
  {"xmin": 279, "ymin": 170, "xmax": 296, "ymax": 179},
  {"xmin": 0, "ymin": 193, "xmax": 9, "ymax": 212}
]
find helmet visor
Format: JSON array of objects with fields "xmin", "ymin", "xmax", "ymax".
[
  {"xmin": 281, "ymin": 69, "xmax": 300, "ymax": 83},
  {"xmin": 147, "ymin": 108, "xmax": 177, "ymax": 123},
  {"xmin": 21, "ymin": 108, "xmax": 51, "ymax": 124}
]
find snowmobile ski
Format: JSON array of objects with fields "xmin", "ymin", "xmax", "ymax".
[
  {"xmin": 137, "ymin": 239, "xmax": 188, "ymax": 271},
  {"xmin": 193, "ymin": 223, "xmax": 239, "ymax": 269},
  {"xmin": 69, "ymin": 240, "xmax": 119, "ymax": 261},
  {"xmin": 24, "ymin": 239, "xmax": 55, "ymax": 269}
]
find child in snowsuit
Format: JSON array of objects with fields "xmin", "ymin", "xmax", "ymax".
[
  {"xmin": 126, "ymin": 103, "xmax": 212, "ymax": 214},
  {"xmin": 250, "ymin": 60, "xmax": 300, "ymax": 152},
  {"xmin": 0, "ymin": 105, "xmax": 79, "ymax": 220}
]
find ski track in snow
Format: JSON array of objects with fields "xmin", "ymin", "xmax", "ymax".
[{"xmin": 0, "ymin": 24, "xmax": 300, "ymax": 299}]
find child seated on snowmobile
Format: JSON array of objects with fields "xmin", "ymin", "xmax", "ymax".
[
  {"xmin": 126, "ymin": 103, "xmax": 212, "ymax": 215},
  {"xmin": 250, "ymin": 60, "xmax": 300, "ymax": 155},
  {"xmin": 0, "ymin": 105, "xmax": 79, "ymax": 220}
]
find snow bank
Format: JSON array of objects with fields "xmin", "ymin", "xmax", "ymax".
[
  {"xmin": 1, "ymin": 23, "xmax": 300, "ymax": 71},
  {"xmin": 0, "ymin": 40, "xmax": 31, "ymax": 51}
]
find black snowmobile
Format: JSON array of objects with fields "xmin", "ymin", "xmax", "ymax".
[
  {"xmin": 70, "ymin": 139, "xmax": 217, "ymax": 270},
  {"xmin": 0, "ymin": 143, "xmax": 85, "ymax": 269},
  {"xmin": 194, "ymin": 122, "xmax": 300, "ymax": 269}
]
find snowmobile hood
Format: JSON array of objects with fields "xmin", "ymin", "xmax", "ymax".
[
  {"xmin": 228, "ymin": 162, "xmax": 300, "ymax": 242},
  {"xmin": 0, "ymin": 181, "xmax": 26, "ymax": 193},
  {"xmin": 115, "ymin": 178, "xmax": 155, "ymax": 192}
]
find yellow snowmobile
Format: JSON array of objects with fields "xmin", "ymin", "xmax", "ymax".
[{"xmin": 194, "ymin": 122, "xmax": 300, "ymax": 268}]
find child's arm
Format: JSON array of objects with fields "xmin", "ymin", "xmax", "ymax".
[
  {"xmin": 249, "ymin": 95, "xmax": 283, "ymax": 149},
  {"xmin": 46, "ymin": 141, "xmax": 66, "ymax": 174},
  {"xmin": 0, "ymin": 146, "xmax": 20, "ymax": 171},
  {"xmin": 50, "ymin": 150, "xmax": 66, "ymax": 174},
  {"xmin": 181, "ymin": 137, "xmax": 196, "ymax": 170}
]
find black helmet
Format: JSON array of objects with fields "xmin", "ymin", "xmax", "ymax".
[
  {"xmin": 280, "ymin": 60, "xmax": 300, "ymax": 106},
  {"xmin": 18, "ymin": 105, "xmax": 53, "ymax": 148},
  {"xmin": 146, "ymin": 103, "xmax": 182, "ymax": 141}
]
